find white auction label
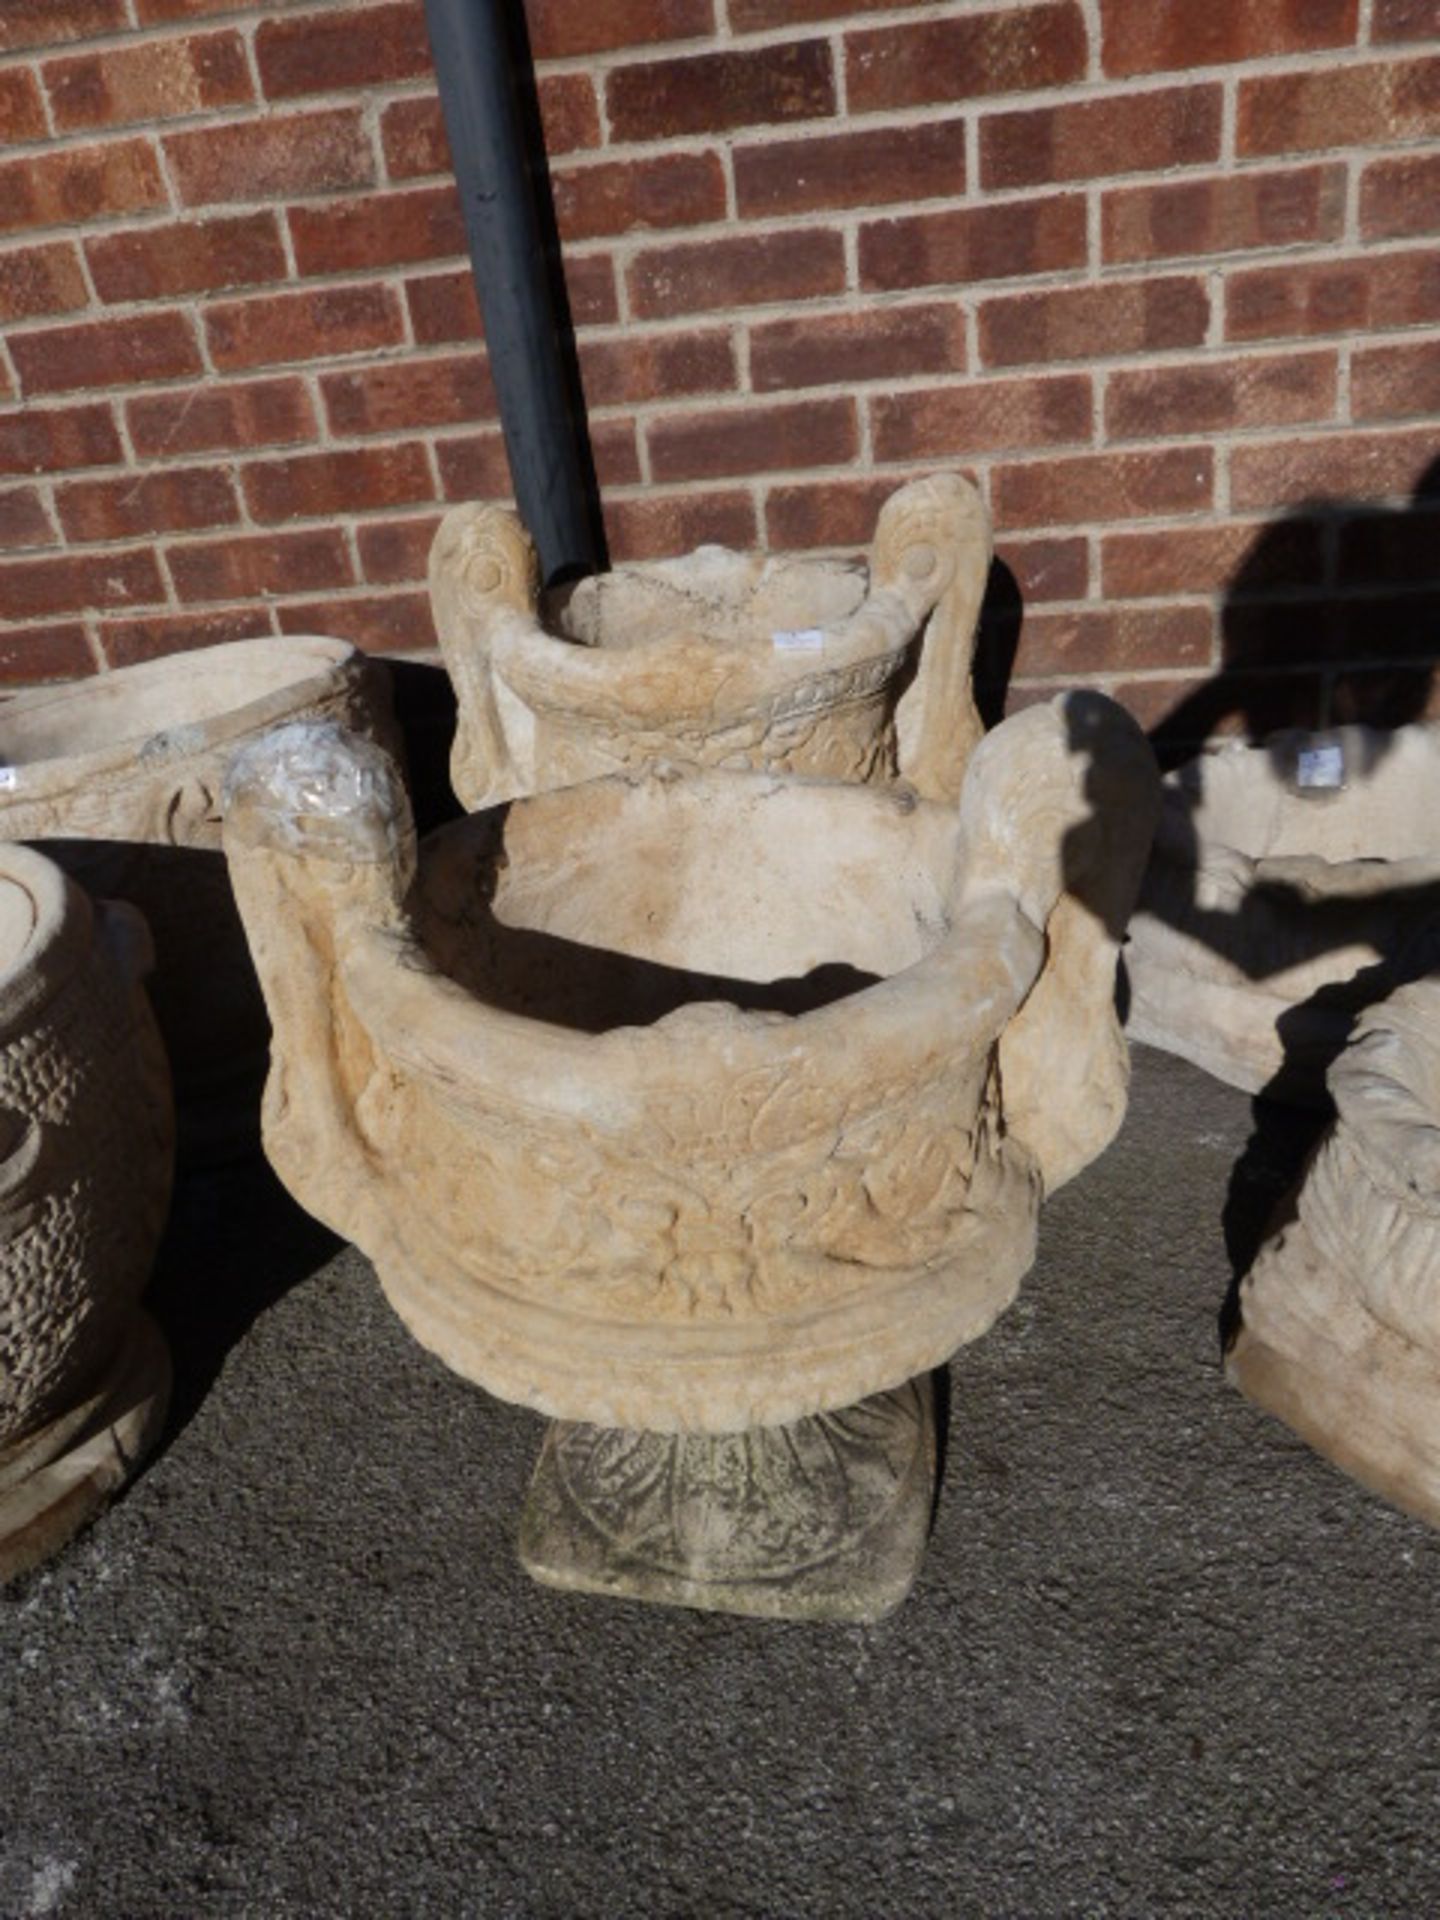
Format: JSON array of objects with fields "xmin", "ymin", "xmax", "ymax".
[
  {"xmin": 1296, "ymin": 744, "xmax": 1344, "ymax": 790},
  {"xmin": 0, "ymin": 768, "xmax": 17, "ymax": 792},
  {"xmin": 772, "ymin": 627, "xmax": 825, "ymax": 652}
]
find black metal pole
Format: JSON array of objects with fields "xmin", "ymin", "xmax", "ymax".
[{"xmin": 423, "ymin": 0, "xmax": 606, "ymax": 585}]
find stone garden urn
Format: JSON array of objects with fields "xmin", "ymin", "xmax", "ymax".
[
  {"xmin": 1126, "ymin": 725, "xmax": 1440, "ymax": 1105},
  {"xmin": 0, "ymin": 636, "xmax": 395, "ymax": 1160},
  {"xmin": 221, "ymin": 689, "xmax": 1158, "ymax": 1621},
  {"xmin": 1229, "ymin": 978, "xmax": 1440, "ymax": 1529},
  {"xmin": 430, "ymin": 473, "xmax": 991, "ymax": 811},
  {"xmin": 0, "ymin": 845, "xmax": 174, "ymax": 1582}
]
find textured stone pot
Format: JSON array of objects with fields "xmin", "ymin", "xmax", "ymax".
[
  {"xmin": 430, "ymin": 473, "xmax": 992, "ymax": 811},
  {"xmin": 223, "ymin": 692, "xmax": 1158, "ymax": 1618},
  {"xmin": 1229, "ymin": 979, "xmax": 1440, "ymax": 1527},
  {"xmin": 0, "ymin": 845, "xmax": 174, "ymax": 1582},
  {"xmin": 1125, "ymin": 725, "xmax": 1440, "ymax": 1106},
  {"xmin": 0, "ymin": 636, "xmax": 395, "ymax": 1160}
]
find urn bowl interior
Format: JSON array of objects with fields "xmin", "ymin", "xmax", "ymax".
[
  {"xmin": 545, "ymin": 551, "xmax": 869, "ymax": 654},
  {"xmin": 418, "ymin": 771, "xmax": 959, "ymax": 1033}
]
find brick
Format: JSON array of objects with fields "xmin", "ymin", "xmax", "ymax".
[
  {"xmin": 205, "ymin": 284, "xmax": 404, "ymax": 372},
  {"xmin": 607, "ymin": 41, "xmax": 834, "ymax": 142},
  {"xmin": 321, "ymin": 354, "xmax": 496, "ymax": 436},
  {"xmin": 0, "ymin": 69, "xmax": 46, "ymax": 142},
  {"xmin": 1000, "ymin": 536, "xmax": 1090, "ymax": 604},
  {"xmin": 607, "ymin": 490, "xmax": 756, "ymax": 563},
  {"xmin": 846, "ymin": 4, "xmax": 1086, "ymax": 112},
  {"xmin": 0, "ymin": 623, "xmax": 93, "ymax": 684},
  {"xmin": 405, "ymin": 255, "xmax": 617, "ymax": 345},
  {"xmin": 628, "ymin": 230, "xmax": 845, "ymax": 319},
  {"xmin": 86, "ymin": 214, "xmax": 287, "ymax": 303},
  {"xmin": 524, "ymin": 0, "xmax": 714, "ymax": 60},
  {"xmin": 733, "ymin": 0, "xmax": 917, "ymax": 26},
  {"xmin": 381, "ymin": 79, "xmax": 600, "ymax": 182},
  {"xmin": 0, "ymin": 1, "xmax": 126, "ymax": 53},
  {"xmin": 0, "ymin": 243, "xmax": 88, "ymax": 323},
  {"xmin": 981, "ymin": 85, "xmax": 1222, "ymax": 189},
  {"xmin": 166, "ymin": 107, "xmax": 373, "ymax": 206},
  {"xmin": 1121, "ymin": 671, "xmax": 1322, "ymax": 748},
  {"xmin": 553, "ymin": 152, "xmax": 726, "ymax": 242},
  {"xmin": 169, "ymin": 528, "xmax": 354, "ymax": 604},
  {"xmin": 762, "ymin": 476, "xmax": 893, "ymax": 551},
  {"xmin": 579, "ymin": 329, "xmax": 735, "ymax": 408},
  {"xmin": 243, "ymin": 443, "xmax": 435, "ymax": 523},
  {"xmin": 1101, "ymin": 0, "xmax": 1357, "ymax": 76},
  {"xmin": 100, "ymin": 607, "xmax": 272, "ymax": 669},
  {"xmin": 1350, "ymin": 340, "xmax": 1440, "ymax": 422},
  {"xmin": 1360, "ymin": 153, "xmax": 1440, "ymax": 240},
  {"xmin": 0, "ymin": 140, "xmax": 167, "ymax": 238},
  {"xmin": 648, "ymin": 398, "xmax": 856, "ymax": 483},
  {"xmin": 1221, "ymin": 590, "xmax": 1439, "ymax": 666},
  {"xmin": 56, "ymin": 467, "xmax": 238, "ymax": 545},
  {"xmin": 872, "ymin": 374, "xmax": 1092, "ymax": 460},
  {"xmin": 0, "ymin": 549, "xmax": 164, "ymax": 620},
  {"xmin": 1238, "ymin": 58, "xmax": 1440, "ymax": 156},
  {"xmin": 1230, "ymin": 427, "xmax": 1440, "ymax": 511},
  {"xmin": 436, "ymin": 419, "xmax": 639, "ymax": 499},
  {"xmin": 537, "ymin": 75, "xmax": 604, "ymax": 157},
  {"xmin": 356, "ymin": 515, "xmax": 444, "ymax": 585},
  {"xmin": 979, "ymin": 276, "xmax": 1209, "ymax": 368},
  {"xmin": 1374, "ymin": 0, "xmax": 1440, "ymax": 39},
  {"xmin": 0, "ymin": 488, "xmax": 56, "ymax": 552},
  {"xmin": 0, "ymin": 404, "xmax": 121, "ymax": 476},
  {"xmin": 752, "ymin": 305, "xmax": 964, "ymax": 393},
  {"xmin": 1007, "ymin": 604, "xmax": 1213, "ymax": 678},
  {"xmin": 735, "ymin": 120, "xmax": 964, "ymax": 219},
  {"xmin": 1102, "ymin": 521, "xmax": 1326, "ymax": 599},
  {"xmin": 1338, "ymin": 508, "xmax": 1440, "ymax": 587},
  {"xmin": 859, "ymin": 194, "xmax": 1086, "ymax": 293},
  {"xmin": 1106, "ymin": 351, "xmax": 1337, "ymax": 441},
  {"xmin": 1329, "ymin": 664, "xmax": 1440, "ymax": 731},
  {"xmin": 256, "ymin": 2, "xmax": 430, "ymax": 98},
  {"xmin": 128, "ymin": 378, "xmax": 315, "ymax": 459},
  {"xmin": 992, "ymin": 448, "xmax": 1213, "ymax": 527},
  {"xmin": 276, "ymin": 591, "xmax": 434, "ymax": 654},
  {"xmin": 1103, "ymin": 165, "xmax": 1345, "ymax": 265},
  {"xmin": 44, "ymin": 32, "xmax": 252, "ymax": 133},
  {"xmin": 288, "ymin": 186, "xmax": 464, "ymax": 277},
  {"xmin": 12, "ymin": 312, "xmax": 201, "ymax": 396},
  {"xmin": 136, "ymin": 0, "xmax": 251, "ymax": 17},
  {"xmin": 1226, "ymin": 249, "xmax": 1440, "ymax": 341}
]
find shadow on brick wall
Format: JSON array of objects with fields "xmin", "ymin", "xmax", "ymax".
[{"xmin": 1151, "ymin": 454, "xmax": 1440, "ymax": 766}]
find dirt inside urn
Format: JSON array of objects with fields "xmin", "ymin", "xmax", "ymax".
[{"xmin": 417, "ymin": 772, "xmax": 957, "ymax": 1035}]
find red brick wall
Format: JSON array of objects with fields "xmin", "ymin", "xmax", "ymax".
[{"xmin": 1, "ymin": 0, "xmax": 1437, "ymax": 747}]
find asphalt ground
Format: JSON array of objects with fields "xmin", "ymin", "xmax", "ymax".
[{"xmin": 3, "ymin": 1041, "xmax": 1438, "ymax": 1919}]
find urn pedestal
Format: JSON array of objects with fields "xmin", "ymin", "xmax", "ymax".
[
  {"xmin": 222, "ymin": 693, "xmax": 1157, "ymax": 1619},
  {"xmin": 0, "ymin": 846, "xmax": 174, "ymax": 1582},
  {"xmin": 0, "ymin": 636, "xmax": 395, "ymax": 1161}
]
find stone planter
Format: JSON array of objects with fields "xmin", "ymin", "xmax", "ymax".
[
  {"xmin": 223, "ymin": 692, "xmax": 1158, "ymax": 1620},
  {"xmin": 430, "ymin": 473, "xmax": 992, "ymax": 811},
  {"xmin": 1229, "ymin": 979, "xmax": 1440, "ymax": 1528},
  {"xmin": 0, "ymin": 845, "xmax": 174, "ymax": 1583},
  {"xmin": 1125, "ymin": 725, "xmax": 1440, "ymax": 1106},
  {"xmin": 0, "ymin": 636, "xmax": 395, "ymax": 1160}
]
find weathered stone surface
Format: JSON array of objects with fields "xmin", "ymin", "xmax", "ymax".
[
  {"xmin": 1126, "ymin": 725, "xmax": 1440, "ymax": 1106},
  {"xmin": 430, "ymin": 473, "xmax": 992, "ymax": 810},
  {"xmin": 222, "ymin": 689, "xmax": 1158, "ymax": 1438},
  {"xmin": 1229, "ymin": 979, "xmax": 1440, "ymax": 1527},
  {"xmin": 0, "ymin": 844, "xmax": 173, "ymax": 1581},
  {"xmin": 0, "ymin": 637, "xmax": 396, "ymax": 1159},
  {"xmin": 519, "ymin": 1376, "xmax": 936, "ymax": 1623}
]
